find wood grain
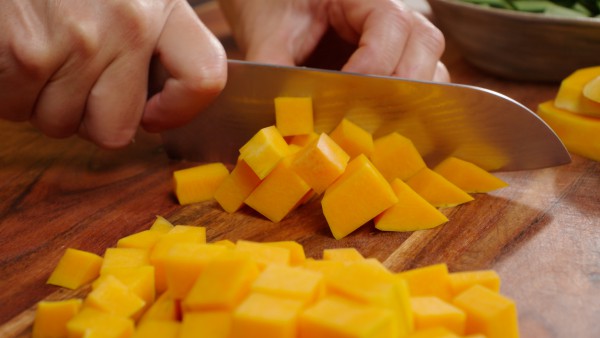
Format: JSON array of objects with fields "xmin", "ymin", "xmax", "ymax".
[{"xmin": 1, "ymin": 2, "xmax": 599, "ymax": 337}]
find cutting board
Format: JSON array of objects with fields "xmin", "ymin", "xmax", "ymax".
[{"xmin": 1, "ymin": 2, "xmax": 599, "ymax": 337}]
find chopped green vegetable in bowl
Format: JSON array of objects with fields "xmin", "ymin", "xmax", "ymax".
[
  {"xmin": 458, "ymin": 0, "xmax": 600, "ymax": 17},
  {"xmin": 427, "ymin": 0, "xmax": 600, "ymax": 81}
]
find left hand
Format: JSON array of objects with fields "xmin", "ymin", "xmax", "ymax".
[{"xmin": 218, "ymin": 0, "xmax": 449, "ymax": 82}]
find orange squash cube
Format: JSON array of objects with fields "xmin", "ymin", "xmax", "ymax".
[
  {"xmin": 234, "ymin": 240, "xmax": 292, "ymax": 269},
  {"xmin": 433, "ymin": 157, "xmax": 508, "ymax": 193},
  {"xmin": 411, "ymin": 296, "xmax": 466, "ymax": 335},
  {"xmin": 138, "ymin": 291, "xmax": 179, "ymax": 324},
  {"xmin": 47, "ymin": 248, "xmax": 103, "ymax": 290},
  {"xmin": 149, "ymin": 215, "xmax": 174, "ymax": 233},
  {"xmin": 100, "ymin": 248, "xmax": 149, "ymax": 276},
  {"xmin": 448, "ymin": 270, "xmax": 501, "ymax": 296},
  {"xmin": 374, "ymin": 178, "xmax": 448, "ymax": 232},
  {"xmin": 239, "ymin": 125, "xmax": 290, "ymax": 179},
  {"xmin": 66, "ymin": 307, "xmax": 134, "ymax": 338},
  {"xmin": 405, "ymin": 167, "xmax": 474, "ymax": 208},
  {"xmin": 299, "ymin": 296, "xmax": 398, "ymax": 338},
  {"xmin": 321, "ymin": 154, "xmax": 398, "ymax": 239},
  {"xmin": 180, "ymin": 311, "xmax": 231, "ymax": 338},
  {"xmin": 132, "ymin": 320, "xmax": 180, "ymax": 338},
  {"xmin": 328, "ymin": 118, "xmax": 374, "ymax": 159},
  {"xmin": 274, "ymin": 97, "xmax": 314, "ymax": 136},
  {"xmin": 290, "ymin": 133, "xmax": 350, "ymax": 194},
  {"xmin": 214, "ymin": 160, "xmax": 262, "ymax": 213},
  {"xmin": 322, "ymin": 248, "xmax": 365, "ymax": 262},
  {"xmin": 162, "ymin": 243, "xmax": 228, "ymax": 299},
  {"xmin": 370, "ymin": 132, "xmax": 426, "ymax": 182},
  {"xmin": 244, "ymin": 157, "xmax": 311, "ymax": 223},
  {"xmin": 173, "ymin": 162, "xmax": 230, "ymax": 205},
  {"xmin": 397, "ymin": 263, "xmax": 452, "ymax": 301},
  {"xmin": 85, "ymin": 274, "xmax": 146, "ymax": 318},
  {"xmin": 251, "ymin": 264, "xmax": 325, "ymax": 305},
  {"xmin": 32, "ymin": 299, "xmax": 83, "ymax": 338},
  {"xmin": 263, "ymin": 241, "xmax": 306, "ymax": 266},
  {"xmin": 452, "ymin": 285, "xmax": 519, "ymax": 338},
  {"xmin": 183, "ymin": 254, "xmax": 260, "ymax": 312},
  {"xmin": 231, "ymin": 292, "xmax": 304, "ymax": 338}
]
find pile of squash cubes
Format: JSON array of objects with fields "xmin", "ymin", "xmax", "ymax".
[
  {"xmin": 537, "ymin": 65, "xmax": 600, "ymax": 162},
  {"xmin": 35, "ymin": 215, "xmax": 519, "ymax": 338},
  {"xmin": 174, "ymin": 97, "xmax": 508, "ymax": 239},
  {"xmin": 32, "ymin": 97, "xmax": 519, "ymax": 338}
]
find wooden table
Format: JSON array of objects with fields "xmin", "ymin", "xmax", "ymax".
[{"xmin": 1, "ymin": 2, "xmax": 599, "ymax": 337}]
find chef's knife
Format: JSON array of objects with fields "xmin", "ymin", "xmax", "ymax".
[{"xmin": 161, "ymin": 60, "xmax": 570, "ymax": 171}]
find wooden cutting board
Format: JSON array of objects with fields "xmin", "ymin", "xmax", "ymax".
[{"xmin": 1, "ymin": 2, "xmax": 599, "ymax": 337}]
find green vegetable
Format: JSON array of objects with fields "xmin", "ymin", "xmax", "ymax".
[{"xmin": 458, "ymin": 0, "xmax": 600, "ymax": 17}]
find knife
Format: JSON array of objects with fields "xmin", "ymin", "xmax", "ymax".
[{"xmin": 161, "ymin": 60, "xmax": 570, "ymax": 171}]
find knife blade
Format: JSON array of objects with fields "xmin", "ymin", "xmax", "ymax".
[{"xmin": 161, "ymin": 60, "xmax": 570, "ymax": 171}]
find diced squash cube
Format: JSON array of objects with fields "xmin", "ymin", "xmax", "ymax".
[
  {"xmin": 583, "ymin": 75, "xmax": 600, "ymax": 103},
  {"xmin": 244, "ymin": 157, "xmax": 311, "ymax": 222},
  {"xmin": 263, "ymin": 241, "xmax": 306, "ymax": 266},
  {"xmin": 433, "ymin": 157, "xmax": 508, "ymax": 193},
  {"xmin": 328, "ymin": 118, "xmax": 374, "ymax": 159},
  {"xmin": 100, "ymin": 248, "xmax": 149, "ymax": 276},
  {"xmin": 554, "ymin": 66, "xmax": 600, "ymax": 116},
  {"xmin": 138, "ymin": 291, "xmax": 179, "ymax": 324},
  {"xmin": 239, "ymin": 125, "xmax": 290, "ymax": 179},
  {"xmin": 163, "ymin": 243, "xmax": 228, "ymax": 299},
  {"xmin": 149, "ymin": 225, "xmax": 206, "ymax": 293},
  {"xmin": 183, "ymin": 254, "xmax": 260, "ymax": 312},
  {"xmin": 287, "ymin": 132, "xmax": 319, "ymax": 147},
  {"xmin": 274, "ymin": 97, "xmax": 314, "ymax": 136},
  {"xmin": 173, "ymin": 162, "xmax": 229, "ymax": 205},
  {"xmin": 370, "ymin": 132, "xmax": 426, "ymax": 181},
  {"xmin": 149, "ymin": 216, "xmax": 174, "ymax": 233},
  {"xmin": 405, "ymin": 168, "xmax": 474, "ymax": 208},
  {"xmin": 290, "ymin": 133, "xmax": 350, "ymax": 194},
  {"xmin": 93, "ymin": 266, "xmax": 155, "ymax": 312},
  {"xmin": 298, "ymin": 296, "xmax": 397, "ymax": 338},
  {"xmin": 32, "ymin": 299, "xmax": 83, "ymax": 338},
  {"xmin": 132, "ymin": 320, "xmax": 180, "ymax": 338},
  {"xmin": 116, "ymin": 230, "xmax": 165, "ymax": 251},
  {"xmin": 448, "ymin": 270, "xmax": 501, "ymax": 296},
  {"xmin": 323, "ymin": 260, "xmax": 413, "ymax": 336},
  {"xmin": 410, "ymin": 296, "xmax": 466, "ymax": 335},
  {"xmin": 397, "ymin": 263, "xmax": 452, "ymax": 301},
  {"xmin": 47, "ymin": 248, "xmax": 103, "ymax": 290},
  {"xmin": 231, "ymin": 292, "xmax": 304, "ymax": 338},
  {"xmin": 452, "ymin": 285, "xmax": 519, "ymax": 338},
  {"xmin": 537, "ymin": 100, "xmax": 600, "ymax": 161},
  {"xmin": 234, "ymin": 240, "xmax": 292, "ymax": 269},
  {"xmin": 66, "ymin": 307, "xmax": 134, "ymax": 338},
  {"xmin": 374, "ymin": 178, "xmax": 448, "ymax": 232},
  {"xmin": 180, "ymin": 311, "xmax": 231, "ymax": 338},
  {"xmin": 85, "ymin": 275, "xmax": 146, "ymax": 318},
  {"xmin": 322, "ymin": 248, "xmax": 364, "ymax": 262},
  {"xmin": 406, "ymin": 327, "xmax": 461, "ymax": 338},
  {"xmin": 321, "ymin": 154, "xmax": 398, "ymax": 239},
  {"xmin": 251, "ymin": 265, "xmax": 324, "ymax": 305},
  {"xmin": 214, "ymin": 160, "xmax": 262, "ymax": 213}
]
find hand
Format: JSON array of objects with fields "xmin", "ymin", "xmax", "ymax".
[
  {"xmin": 219, "ymin": 0, "xmax": 449, "ymax": 82},
  {"xmin": 0, "ymin": 0, "xmax": 227, "ymax": 148}
]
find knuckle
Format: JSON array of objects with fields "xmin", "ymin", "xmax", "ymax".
[{"xmin": 186, "ymin": 56, "xmax": 228, "ymax": 96}]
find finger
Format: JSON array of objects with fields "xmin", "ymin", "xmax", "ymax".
[
  {"xmin": 392, "ymin": 12, "xmax": 446, "ymax": 81},
  {"xmin": 337, "ymin": 1, "xmax": 411, "ymax": 76},
  {"xmin": 30, "ymin": 55, "xmax": 105, "ymax": 139},
  {"xmin": 79, "ymin": 51, "xmax": 149, "ymax": 149},
  {"xmin": 433, "ymin": 61, "xmax": 451, "ymax": 83},
  {"xmin": 142, "ymin": 3, "xmax": 227, "ymax": 133}
]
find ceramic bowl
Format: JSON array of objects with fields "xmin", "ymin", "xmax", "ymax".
[{"xmin": 427, "ymin": 0, "xmax": 600, "ymax": 82}]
